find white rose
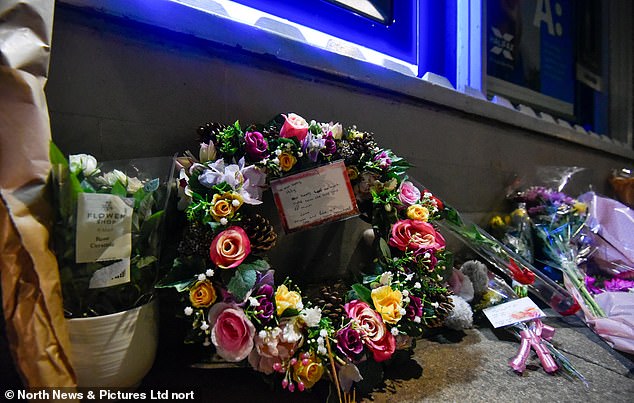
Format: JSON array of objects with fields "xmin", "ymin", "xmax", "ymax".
[
  {"xmin": 69, "ymin": 154, "xmax": 99, "ymax": 176},
  {"xmin": 126, "ymin": 176, "xmax": 144, "ymax": 193},
  {"xmin": 101, "ymin": 169, "xmax": 128, "ymax": 187}
]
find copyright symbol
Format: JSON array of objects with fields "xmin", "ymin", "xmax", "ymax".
[{"xmin": 5, "ymin": 390, "xmax": 14, "ymax": 399}]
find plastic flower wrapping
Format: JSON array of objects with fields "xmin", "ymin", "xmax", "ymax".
[
  {"xmin": 449, "ymin": 260, "xmax": 586, "ymax": 383},
  {"xmin": 49, "ymin": 144, "xmax": 173, "ymax": 317},
  {"xmin": 158, "ymin": 113, "xmax": 456, "ymax": 396},
  {"xmin": 488, "ymin": 168, "xmax": 634, "ymax": 354}
]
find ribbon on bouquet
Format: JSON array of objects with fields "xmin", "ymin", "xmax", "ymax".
[{"xmin": 509, "ymin": 319, "xmax": 558, "ymax": 374}]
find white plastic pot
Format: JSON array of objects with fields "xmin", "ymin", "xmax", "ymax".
[{"xmin": 66, "ymin": 299, "xmax": 159, "ymax": 388}]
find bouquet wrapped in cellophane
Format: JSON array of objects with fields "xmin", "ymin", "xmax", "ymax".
[
  {"xmin": 574, "ymin": 192, "xmax": 634, "ymax": 353},
  {"xmin": 50, "ymin": 143, "xmax": 173, "ymax": 317},
  {"xmin": 489, "ymin": 167, "xmax": 634, "ymax": 353}
]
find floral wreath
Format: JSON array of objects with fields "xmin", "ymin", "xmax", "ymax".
[{"xmin": 160, "ymin": 113, "xmax": 454, "ymax": 396}]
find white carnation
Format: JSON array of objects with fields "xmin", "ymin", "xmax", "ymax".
[{"xmin": 300, "ymin": 307, "xmax": 322, "ymax": 327}]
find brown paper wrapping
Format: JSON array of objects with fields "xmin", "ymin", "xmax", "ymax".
[{"xmin": 1, "ymin": 0, "xmax": 76, "ymax": 389}]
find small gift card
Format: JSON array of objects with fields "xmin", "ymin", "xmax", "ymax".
[
  {"xmin": 270, "ymin": 160, "xmax": 359, "ymax": 233},
  {"xmin": 483, "ymin": 297, "xmax": 546, "ymax": 328}
]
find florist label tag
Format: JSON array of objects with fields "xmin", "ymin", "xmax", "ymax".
[
  {"xmin": 75, "ymin": 193, "xmax": 133, "ymax": 263},
  {"xmin": 483, "ymin": 297, "xmax": 546, "ymax": 328},
  {"xmin": 271, "ymin": 160, "xmax": 359, "ymax": 233}
]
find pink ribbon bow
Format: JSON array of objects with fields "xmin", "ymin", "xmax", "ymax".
[{"xmin": 509, "ymin": 319, "xmax": 558, "ymax": 374}]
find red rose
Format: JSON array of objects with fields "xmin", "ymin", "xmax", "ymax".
[{"xmin": 388, "ymin": 219, "xmax": 445, "ymax": 254}]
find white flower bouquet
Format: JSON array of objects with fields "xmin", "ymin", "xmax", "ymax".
[{"xmin": 50, "ymin": 143, "xmax": 174, "ymax": 317}]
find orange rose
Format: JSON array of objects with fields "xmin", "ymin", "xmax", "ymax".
[
  {"xmin": 210, "ymin": 192, "xmax": 244, "ymax": 221},
  {"xmin": 189, "ymin": 280, "xmax": 217, "ymax": 308},
  {"xmin": 278, "ymin": 152, "xmax": 297, "ymax": 172},
  {"xmin": 292, "ymin": 353, "xmax": 324, "ymax": 389}
]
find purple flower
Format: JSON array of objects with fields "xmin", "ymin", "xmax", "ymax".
[
  {"xmin": 323, "ymin": 133, "xmax": 337, "ymax": 156},
  {"xmin": 245, "ymin": 131, "xmax": 269, "ymax": 161},
  {"xmin": 584, "ymin": 276, "xmax": 603, "ymax": 295},
  {"xmin": 301, "ymin": 132, "xmax": 322, "ymax": 162},
  {"xmin": 336, "ymin": 326, "xmax": 364, "ymax": 361},
  {"xmin": 254, "ymin": 284, "xmax": 275, "ymax": 323},
  {"xmin": 406, "ymin": 295, "xmax": 423, "ymax": 320},
  {"xmin": 604, "ymin": 278, "xmax": 634, "ymax": 292},
  {"xmin": 257, "ymin": 283, "xmax": 274, "ymax": 299},
  {"xmin": 373, "ymin": 151, "xmax": 391, "ymax": 169},
  {"xmin": 255, "ymin": 297, "xmax": 275, "ymax": 323}
]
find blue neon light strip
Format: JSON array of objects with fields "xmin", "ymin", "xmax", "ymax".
[{"xmin": 229, "ymin": 0, "xmax": 417, "ymax": 64}]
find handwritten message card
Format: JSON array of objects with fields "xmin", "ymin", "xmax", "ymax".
[
  {"xmin": 271, "ymin": 160, "xmax": 359, "ymax": 233},
  {"xmin": 482, "ymin": 297, "xmax": 546, "ymax": 328}
]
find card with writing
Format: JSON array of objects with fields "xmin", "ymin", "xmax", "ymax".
[
  {"xmin": 482, "ymin": 297, "xmax": 546, "ymax": 328},
  {"xmin": 270, "ymin": 160, "xmax": 359, "ymax": 233}
]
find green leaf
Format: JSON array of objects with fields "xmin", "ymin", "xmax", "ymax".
[
  {"xmin": 238, "ymin": 259, "xmax": 271, "ymax": 272},
  {"xmin": 227, "ymin": 268, "xmax": 257, "ymax": 301},
  {"xmin": 49, "ymin": 141, "xmax": 69, "ymax": 167},
  {"xmin": 378, "ymin": 237, "xmax": 391, "ymax": 259},
  {"xmin": 157, "ymin": 277, "xmax": 196, "ymax": 293},
  {"xmin": 351, "ymin": 283, "xmax": 373, "ymax": 305},
  {"xmin": 79, "ymin": 179, "xmax": 96, "ymax": 193},
  {"xmin": 139, "ymin": 210, "xmax": 164, "ymax": 243},
  {"xmin": 111, "ymin": 180, "xmax": 127, "ymax": 197},
  {"xmin": 280, "ymin": 308, "xmax": 300, "ymax": 318},
  {"xmin": 136, "ymin": 256, "xmax": 158, "ymax": 269},
  {"xmin": 144, "ymin": 178, "xmax": 160, "ymax": 192},
  {"xmin": 443, "ymin": 205, "xmax": 464, "ymax": 226},
  {"xmin": 156, "ymin": 256, "xmax": 203, "ymax": 290}
]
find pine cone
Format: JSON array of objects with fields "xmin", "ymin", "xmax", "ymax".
[
  {"xmin": 178, "ymin": 221, "xmax": 215, "ymax": 258},
  {"xmin": 424, "ymin": 294, "xmax": 454, "ymax": 328},
  {"xmin": 305, "ymin": 281, "xmax": 347, "ymax": 325},
  {"xmin": 242, "ymin": 214, "xmax": 277, "ymax": 252}
]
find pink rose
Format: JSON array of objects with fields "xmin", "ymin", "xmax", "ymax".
[
  {"xmin": 248, "ymin": 326, "xmax": 299, "ymax": 374},
  {"xmin": 388, "ymin": 219, "xmax": 445, "ymax": 254},
  {"xmin": 209, "ymin": 226, "xmax": 251, "ymax": 269},
  {"xmin": 209, "ymin": 303, "xmax": 255, "ymax": 362},
  {"xmin": 280, "ymin": 113, "xmax": 309, "ymax": 142},
  {"xmin": 398, "ymin": 181, "xmax": 421, "ymax": 207},
  {"xmin": 344, "ymin": 300, "xmax": 395, "ymax": 362}
]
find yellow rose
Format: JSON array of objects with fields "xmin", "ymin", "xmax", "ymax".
[
  {"xmin": 278, "ymin": 152, "xmax": 297, "ymax": 172},
  {"xmin": 406, "ymin": 204, "xmax": 430, "ymax": 221},
  {"xmin": 275, "ymin": 284, "xmax": 303, "ymax": 316},
  {"xmin": 210, "ymin": 192, "xmax": 244, "ymax": 221},
  {"xmin": 489, "ymin": 215, "xmax": 505, "ymax": 229},
  {"xmin": 371, "ymin": 285, "xmax": 403, "ymax": 324},
  {"xmin": 189, "ymin": 280, "xmax": 217, "ymax": 308},
  {"xmin": 292, "ymin": 354, "xmax": 324, "ymax": 389}
]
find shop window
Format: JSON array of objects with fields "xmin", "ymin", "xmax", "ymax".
[
  {"xmin": 484, "ymin": 0, "xmax": 613, "ymax": 136},
  {"xmin": 58, "ymin": 0, "xmax": 633, "ymax": 150}
]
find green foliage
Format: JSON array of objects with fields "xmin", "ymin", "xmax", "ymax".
[
  {"xmin": 227, "ymin": 267, "xmax": 257, "ymax": 301},
  {"xmin": 350, "ymin": 283, "xmax": 373, "ymax": 305}
]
